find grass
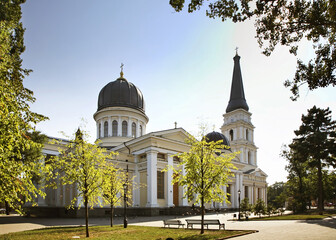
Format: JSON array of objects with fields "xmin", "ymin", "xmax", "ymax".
[
  {"xmin": 0, "ymin": 225, "xmax": 256, "ymax": 240},
  {"xmin": 249, "ymin": 210, "xmax": 336, "ymax": 221}
]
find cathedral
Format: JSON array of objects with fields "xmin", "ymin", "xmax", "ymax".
[{"xmin": 33, "ymin": 54, "xmax": 268, "ymax": 217}]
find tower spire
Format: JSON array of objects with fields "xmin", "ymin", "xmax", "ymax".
[{"xmin": 226, "ymin": 53, "xmax": 249, "ymax": 113}]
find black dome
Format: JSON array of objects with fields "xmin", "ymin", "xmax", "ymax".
[
  {"xmin": 97, "ymin": 76, "xmax": 145, "ymax": 112},
  {"xmin": 204, "ymin": 131, "xmax": 230, "ymax": 147}
]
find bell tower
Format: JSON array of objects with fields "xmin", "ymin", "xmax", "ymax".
[{"xmin": 221, "ymin": 53, "xmax": 257, "ymax": 166}]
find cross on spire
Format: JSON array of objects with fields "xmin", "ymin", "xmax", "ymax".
[
  {"xmin": 235, "ymin": 47, "xmax": 239, "ymax": 56},
  {"xmin": 120, "ymin": 63, "xmax": 124, "ymax": 78}
]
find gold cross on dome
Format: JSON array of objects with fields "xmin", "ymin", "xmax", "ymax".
[
  {"xmin": 120, "ymin": 63, "xmax": 124, "ymax": 72},
  {"xmin": 235, "ymin": 47, "xmax": 239, "ymax": 55}
]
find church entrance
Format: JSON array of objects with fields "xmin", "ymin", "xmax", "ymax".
[
  {"xmin": 173, "ymin": 182, "xmax": 179, "ymax": 206},
  {"xmin": 173, "ymin": 174, "xmax": 179, "ymax": 206}
]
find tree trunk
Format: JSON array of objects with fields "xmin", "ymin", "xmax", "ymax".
[
  {"xmin": 110, "ymin": 203, "xmax": 114, "ymax": 227},
  {"xmin": 201, "ymin": 196, "xmax": 204, "ymax": 234},
  {"xmin": 317, "ymin": 162, "xmax": 324, "ymax": 215},
  {"xmin": 5, "ymin": 201, "xmax": 10, "ymax": 215},
  {"xmin": 84, "ymin": 195, "xmax": 89, "ymax": 237}
]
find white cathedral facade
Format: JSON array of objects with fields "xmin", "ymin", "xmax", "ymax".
[{"xmin": 34, "ymin": 54, "xmax": 267, "ymax": 217}]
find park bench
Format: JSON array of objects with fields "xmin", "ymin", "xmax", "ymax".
[
  {"xmin": 163, "ymin": 219, "xmax": 185, "ymax": 228},
  {"xmin": 186, "ymin": 219, "xmax": 225, "ymax": 230}
]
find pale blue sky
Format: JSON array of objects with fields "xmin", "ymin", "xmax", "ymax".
[{"xmin": 21, "ymin": 0, "xmax": 336, "ymax": 185}]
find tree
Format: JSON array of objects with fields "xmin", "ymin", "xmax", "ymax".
[
  {"xmin": 170, "ymin": 135, "xmax": 237, "ymax": 234},
  {"xmin": 267, "ymin": 181, "xmax": 287, "ymax": 209},
  {"xmin": 253, "ymin": 199, "xmax": 266, "ymax": 218},
  {"xmin": 240, "ymin": 197, "xmax": 252, "ymax": 218},
  {"xmin": 169, "ymin": 0, "xmax": 336, "ymax": 100},
  {"xmin": 0, "ymin": 0, "xmax": 48, "ymax": 213},
  {"xmin": 290, "ymin": 106, "xmax": 336, "ymax": 214},
  {"xmin": 102, "ymin": 163, "xmax": 129, "ymax": 227},
  {"xmin": 282, "ymin": 145, "xmax": 309, "ymax": 213},
  {"xmin": 51, "ymin": 129, "xmax": 115, "ymax": 238}
]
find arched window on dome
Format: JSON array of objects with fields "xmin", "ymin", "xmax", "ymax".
[
  {"xmin": 98, "ymin": 123, "xmax": 101, "ymax": 138},
  {"xmin": 140, "ymin": 125, "xmax": 143, "ymax": 136},
  {"xmin": 132, "ymin": 122, "xmax": 136, "ymax": 138},
  {"xmin": 229, "ymin": 129, "xmax": 234, "ymax": 141},
  {"xmin": 104, "ymin": 121, "xmax": 108, "ymax": 137},
  {"xmin": 246, "ymin": 129, "xmax": 249, "ymax": 141},
  {"xmin": 112, "ymin": 120, "xmax": 118, "ymax": 136},
  {"xmin": 122, "ymin": 121, "xmax": 128, "ymax": 137}
]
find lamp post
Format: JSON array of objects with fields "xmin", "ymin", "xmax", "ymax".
[
  {"xmin": 123, "ymin": 182, "xmax": 128, "ymax": 228},
  {"xmin": 238, "ymin": 189, "xmax": 241, "ymax": 221}
]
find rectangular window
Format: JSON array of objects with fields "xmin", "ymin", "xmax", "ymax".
[
  {"xmin": 245, "ymin": 186, "xmax": 249, "ymax": 199},
  {"xmin": 157, "ymin": 153, "xmax": 166, "ymax": 161},
  {"xmin": 157, "ymin": 171, "xmax": 164, "ymax": 199}
]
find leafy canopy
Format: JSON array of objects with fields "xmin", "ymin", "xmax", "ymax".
[
  {"xmin": 170, "ymin": 135, "xmax": 237, "ymax": 207},
  {"xmin": 0, "ymin": 0, "xmax": 48, "ymax": 212},
  {"xmin": 169, "ymin": 0, "xmax": 336, "ymax": 100}
]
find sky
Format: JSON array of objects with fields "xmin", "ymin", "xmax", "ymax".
[{"xmin": 21, "ymin": 0, "xmax": 336, "ymax": 185}]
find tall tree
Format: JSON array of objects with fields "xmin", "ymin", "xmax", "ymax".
[
  {"xmin": 282, "ymin": 145, "xmax": 309, "ymax": 213},
  {"xmin": 169, "ymin": 0, "xmax": 336, "ymax": 100},
  {"xmin": 170, "ymin": 135, "xmax": 237, "ymax": 234},
  {"xmin": 0, "ymin": 0, "xmax": 48, "ymax": 213},
  {"xmin": 267, "ymin": 181, "xmax": 287, "ymax": 209},
  {"xmin": 51, "ymin": 129, "xmax": 115, "ymax": 238},
  {"xmin": 102, "ymin": 163, "xmax": 131, "ymax": 227},
  {"xmin": 290, "ymin": 106, "xmax": 336, "ymax": 214}
]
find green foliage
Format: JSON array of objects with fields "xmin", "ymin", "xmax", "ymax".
[
  {"xmin": 170, "ymin": 134, "xmax": 237, "ymax": 233},
  {"xmin": 267, "ymin": 182, "xmax": 287, "ymax": 209},
  {"xmin": 253, "ymin": 199, "xmax": 266, "ymax": 218},
  {"xmin": 102, "ymin": 162, "xmax": 135, "ymax": 227},
  {"xmin": 0, "ymin": 0, "xmax": 48, "ymax": 212},
  {"xmin": 50, "ymin": 129, "xmax": 116, "ymax": 237},
  {"xmin": 290, "ymin": 106, "xmax": 336, "ymax": 213},
  {"xmin": 240, "ymin": 197, "xmax": 252, "ymax": 218},
  {"xmin": 169, "ymin": 0, "xmax": 336, "ymax": 100}
]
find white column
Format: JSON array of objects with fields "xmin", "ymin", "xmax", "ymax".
[
  {"xmin": 96, "ymin": 122, "xmax": 99, "ymax": 139},
  {"xmin": 127, "ymin": 117, "xmax": 132, "ymax": 137},
  {"xmin": 181, "ymin": 164, "xmax": 189, "ymax": 206},
  {"xmin": 100, "ymin": 120, "xmax": 103, "ymax": 138},
  {"xmin": 235, "ymin": 173, "xmax": 240, "ymax": 208},
  {"xmin": 133, "ymin": 155, "xmax": 140, "ymax": 207},
  {"xmin": 136, "ymin": 120, "xmax": 140, "ymax": 138},
  {"xmin": 223, "ymin": 185, "xmax": 227, "ymax": 207},
  {"xmin": 146, "ymin": 150, "xmax": 158, "ymax": 207},
  {"xmin": 167, "ymin": 154, "xmax": 174, "ymax": 207},
  {"xmin": 143, "ymin": 124, "xmax": 146, "ymax": 135},
  {"xmin": 108, "ymin": 117, "xmax": 112, "ymax": 137},
  {"xmin": 118, "ymin": 116, "xmax": 122, "ymax": 136}
]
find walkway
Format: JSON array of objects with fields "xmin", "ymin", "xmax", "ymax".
[{"xmin": 1, "ymin": 212, "xmax": 335, "ymax": 239}]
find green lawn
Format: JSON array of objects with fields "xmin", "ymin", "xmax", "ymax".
[
  {"xmin": 250, "ymin": 211, "xmax": 336, "ymax": 221},
  {"xmin": 0, "ymin": 225, "xmax": 256, "ymax": 240}
]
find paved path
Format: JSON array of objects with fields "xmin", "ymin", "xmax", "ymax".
[{"xmin": 1, "ymin": 213, "xmax": 336, "ymax": 239}]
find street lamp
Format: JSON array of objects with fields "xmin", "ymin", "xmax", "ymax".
[
  {"xmin": 123, "ymin": 182, "xmax": 128, "ymax": 228},
  {"xmin": 238, "ymin": 189, "xmax": 241, "ymax": 221}
]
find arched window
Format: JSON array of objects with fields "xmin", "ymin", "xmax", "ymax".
[
  {"xmin": 246, "ymin": 129, "xmax": 249, "ymax": 141},
  {"xmin": 248, "ymin": 151, "xmax": 252, "ymax": 165},
  {"xmin": 98, "ymin": 123, "xmax": 101, "ymax": 138},
  {"xmin": 132, "ymin": 122, "xmax": 136, "ymax": 138},
  {"xmin": 112, "ymin": 120, "xmax": 118, "ymax": 136},
  {"xmin": 104, "ymin": 121, "xmax": 108, "ymax": 137},
  {"xmin": 229, "ymin": 129, "xmax": 234, "ymax": 141},
  {"xmin": 122, "ymin": 121, "xmax": 128, "ymax": 137},
  {"xmin": 140, "ymin": 125, "xmax": 143, "ymax": 136}
]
